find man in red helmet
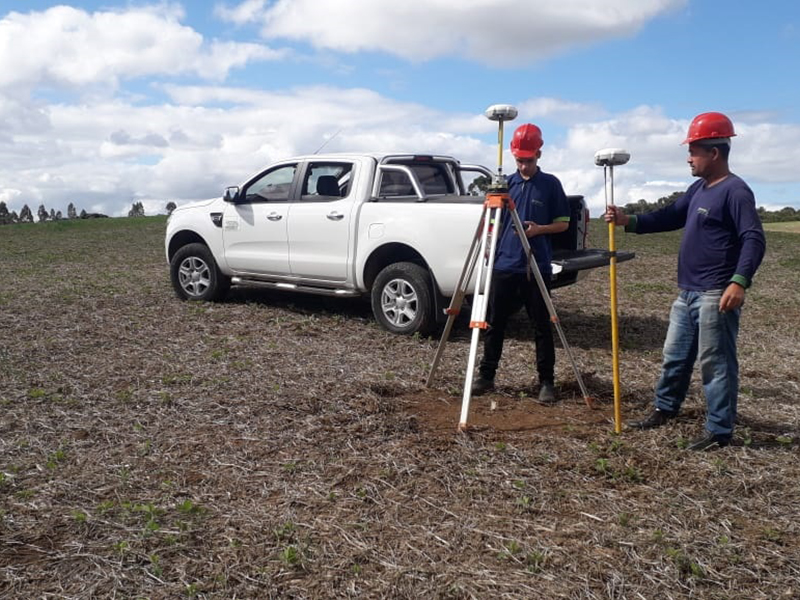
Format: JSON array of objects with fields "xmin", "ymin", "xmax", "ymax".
[
  {"xmin": 471, "ymin": 123, "xmax": 571, "ymax": 404},
  {"xmin": 605, "ymin": 112, "xmax": 766, "ymax": 450}
]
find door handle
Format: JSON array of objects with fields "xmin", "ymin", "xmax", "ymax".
[
  {"xmin": 326, "ymin": 212, "xmax": 344, "ymax": 221},
  {"xmin": 267, "ymin": 212, "xmax": 283, "ymax": 221}
]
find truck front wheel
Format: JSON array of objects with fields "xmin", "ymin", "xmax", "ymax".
[
  {"xmin": 371, "ymin": 262, "xmax": 435, "ymax": 336},
  {"xmin": 170, "ymin": 243, "xmax": 230, "ymax": 302}
]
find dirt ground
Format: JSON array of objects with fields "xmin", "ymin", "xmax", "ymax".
[{"xmin": 1, "ymin": 217, "xmax": 799, "ymax": 599}]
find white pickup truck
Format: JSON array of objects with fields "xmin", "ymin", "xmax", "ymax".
[{"xmin": 165, "ymin": 153, "xmax": 633, "ymax": 335}]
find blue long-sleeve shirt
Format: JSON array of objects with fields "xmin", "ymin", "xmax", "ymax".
[
  {"xmin": 493, "ymin": 169, "xmax": 570, "ymax": 277},
  {"xmin": 627, "ymin": 174, "xmax": 766, "ymax": 290}
]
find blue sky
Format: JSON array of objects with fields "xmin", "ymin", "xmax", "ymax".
[{"xmin": 1, "ymin": 1, "xmax": 798, "ymax": 218}]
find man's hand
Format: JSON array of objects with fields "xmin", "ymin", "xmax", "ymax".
[
  {"xmin": 522, "ymin": 221, "xmax": 540, "ymax": 237},
  {"xmin": 604, "ymin": 206, "xmax": 630, "ymax": 227},
  {"xmin": 719, "ymin": 282, "xmax": 745, "ymax": 312}
]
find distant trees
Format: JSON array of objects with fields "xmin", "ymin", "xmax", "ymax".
[
  {"xmin": 622, "ymin": 192, "xmax": 683, "ymax": 215},
  {"xmin": 0, "ymin": 202, "xmax": 13, "ymax": 224},
  {"xmin": 759, "ymin": 206, "xmax": 799, "ymax": 222},
  {"xmin": 128, "ymin": 201, "xmax": 145, "ymax": 217},
  {"xmin": 0, "ymin": 199, "xmax": 178, "ymax": 225},
  {"xmin": 19, "ymin": 205, "xmax": 33, "ymax": 223},
  {"xmin": 621, "ymin": 193, "xmax": 797, "ymax": 223},
  {"xmin": 467, "ymin": 175, "xmax": 492, "ymax": 196}
]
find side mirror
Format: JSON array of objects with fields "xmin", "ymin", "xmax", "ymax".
[{"xmin": 223, "ymin": 186, "xmax": 240, "ymax": 203}]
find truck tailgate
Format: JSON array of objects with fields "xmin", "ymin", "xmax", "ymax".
[{"xmin": 551, "ymin": 249, "xmax": 635, "ymax": 273}]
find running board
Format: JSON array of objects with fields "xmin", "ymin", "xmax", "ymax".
[{"xmin": 231, "ymin": 277, "xmax": 361, "ymax": 297}]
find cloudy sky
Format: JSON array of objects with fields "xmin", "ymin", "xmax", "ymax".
[{"xmin": 1, "ymin": 0, "xmax": 798, "ymax": 218}]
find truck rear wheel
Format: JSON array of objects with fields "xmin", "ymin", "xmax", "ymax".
[
  {"xmin": 170, "ymin": 243, "xmax": 230, "ymax": 302},
  {"xmin": 371, "ymin": 262, "xmax": 435, "ymax": 336}
]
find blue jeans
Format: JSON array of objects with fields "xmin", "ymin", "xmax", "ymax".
[{"xmin": 654, "ymin": 290, "xmax": 740, "ymax": 437}]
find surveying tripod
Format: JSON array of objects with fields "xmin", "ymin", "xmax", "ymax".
[{"xmin": 426, "ymin": 105, "xmax": 593, "ymax": 431}]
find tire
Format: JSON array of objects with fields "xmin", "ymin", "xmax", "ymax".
[
  {"xmin": 170, "ymin": 243, "xmax": 230, "ymax": 302},
  {"xmin": 371, "ymin": 262, "xmax": 435, "ymax": 336}
]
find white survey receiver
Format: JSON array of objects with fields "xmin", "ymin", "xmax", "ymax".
[
  {"xmin": 484, "ymin": 104, "xmax": 518, "ymax": 122},
  {"xmin": 594, "ymin": 148, "xmax": 631, "ymax": 167}
]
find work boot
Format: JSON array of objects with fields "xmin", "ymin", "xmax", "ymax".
[
  {"xmin": 628, "ymin": 408, "xmax": 677, "ymax": 430},
  {"xmin": 686, "ymin": 432, "xmax": 731, "ymax": 451},
  {"xmin": 537, "ymin": 381, "xmax": 557, "ymax": 405},
  {"xmin": 471, "ymin": 375, "xmax": 495, "ymax": 396}
]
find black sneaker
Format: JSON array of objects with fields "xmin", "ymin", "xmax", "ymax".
[
  {"xmin": 686, "ymin": 432, "xmax": 731, "ymax": 451},
  {"xmin": 537, "ymin": 381, "xmax": 557, "ymax": 405},
  {"xmin": 471, "ymin": 376, "xmax": 495, "ymax": 396},
  {"xmin": 628, "ymin": 408, "xmax": 677, "ymax": 430}
]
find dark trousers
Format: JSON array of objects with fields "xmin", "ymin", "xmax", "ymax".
[{"xmin": 478, "ymin": 271, "xmax": 555, "ymax": 383}]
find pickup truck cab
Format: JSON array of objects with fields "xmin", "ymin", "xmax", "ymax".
[{"xmin": 166, "ymin": 153, "xmax": 633, "ymax": 335}]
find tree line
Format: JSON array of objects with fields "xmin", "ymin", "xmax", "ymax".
[
  {"xmin": 0, "ymin": 201, "xmax": 178, "ymax": 225},
  {"xmin": 621, "ymin": 193, "xmax": 799, "ymax": 223},
  {"xmin": 470, "ymin": 177, "xmax": 798, "ymax": 223}
]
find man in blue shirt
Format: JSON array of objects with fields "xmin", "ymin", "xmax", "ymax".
[
  {"xmin": 472, "ymin": 123, "xmax": 571, "ymax": 404},
  {"xmin": 605, "ymin": 112, "xmax": 766, "ymax": 450}
]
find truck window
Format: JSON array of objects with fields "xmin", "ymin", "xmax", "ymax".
[
  {"xmin": 244, "ymin": 164, "xmax": 297, "ymax": 202},
  {"xmin": 301, "ymin": 162, "xmax": 353, "ymax": 201},
  {"xmin": 411, "ymin": 164, "xmax": 453, "ymax": 195},
  {"xmin": 381, "ymin": 160, "xmax": 455, "ymax": 197},
  {"xmin": 379, "ymin": 171, "xmax": 415, "ymax": 197}
]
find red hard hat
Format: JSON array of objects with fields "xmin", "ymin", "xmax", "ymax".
[
  {"xmin": 510, "ymin": 123, "xmax": 543, "ymax": 158},
  {"xmin": 682, "ymin": 112, "xmax": 736, "ymax": 144}
]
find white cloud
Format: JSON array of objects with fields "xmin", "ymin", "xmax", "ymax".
[
  {"xmin": 516, "ymin": 98, "xmax": 607, "ymax": 125},
  {"xmin": 217, "ymin": 0, "xmax": 686, "ymax": 64},
  {"xmin": 2, "ymin": 83, "xmax": 798, "ymax": 217},
  {"xmin": 1, "ymin": 2, "xmax": 798, "ymax": 220},
  {"xmin": 214, "ymin": 0, "xmax": 268, "ymax": 26},
  {"xmin": 0, "ymin": 5, "xmax": 285, "ymax": 93}
]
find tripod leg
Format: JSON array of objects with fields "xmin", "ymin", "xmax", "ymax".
[
  {"xmin": 458, "ymin": 204, "xmax": 504, "ymax": 430},
  {"xmin": 426, "ymin": 239, "xmax": 482, "ymax": 386},
  {"xmin": 459, "ymin": 326, "xmax": 483, "ymax": 427},
  {"xmin": 426, "ymin": 210, "xmax": 487, "ymax": 387}
]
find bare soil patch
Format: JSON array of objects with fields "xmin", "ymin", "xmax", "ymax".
[{"xmin": 1, "ymin": 218, "xmax": 799, "ymax": 599}]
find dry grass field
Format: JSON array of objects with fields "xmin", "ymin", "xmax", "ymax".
[
  {"xmin": 762, "ymin": 221, "xmax": 800, "ymax": 234},
  {"xmin": 1, "ymin": 216, "xmax": 799, "ymax": 599}
]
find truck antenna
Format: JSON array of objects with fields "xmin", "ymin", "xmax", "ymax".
[{"xmin": 312, "ymin": 128, "xmax": 343, "ymax": 155}]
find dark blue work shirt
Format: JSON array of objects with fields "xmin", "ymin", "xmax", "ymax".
[
  {"xmin": 493, "ymin": 169, "xmax": 570, "ymax": 277},
  {"xmin": 630, "ymin": 174, "xmax": 766, "ymax": 290}
]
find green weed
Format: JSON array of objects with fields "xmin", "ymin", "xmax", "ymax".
[
  {"xmin": 148, "ymin": 553, "xmax": 163, "ymax": 577},
  {"xmin": 72, "ymin": 510, "xmax": 88, "ymax": 523},
  {"xmin": 516, "ymin": 495, "xmax": 532, "ymax": 510},
  {"xmin": 274, "ymin": 522, "xmax": 296, "ymax": 541},
  {"xmin": 526, "ymin": 550, "xmax": 547, "ymax": 573},
  {"xmin": 177, "ymin": 499, "xmax": 205, "ymax": 516},
  {"xmin": 498, "ymin": 539, "xmax": 522, "ymax": 561},
  {"xmin": 113, "ymin": 540, "xmax": 130, "ymax": 555},
  {"xmin": 46, "ymin": 448, "xmax": 66, "ymax": 470},
  {"xmin": 281, "ymin": 545, "xmax": 301, "ymax": 567}
]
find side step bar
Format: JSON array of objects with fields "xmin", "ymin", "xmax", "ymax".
[{"xmin": 231, "ymin": 277, "xmax": 361, "ymax": 297}]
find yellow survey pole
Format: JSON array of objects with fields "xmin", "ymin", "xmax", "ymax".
[
  {"xmin": 608, "ymin": 208, "xmax": 622, "ymax": 434},
  {"xmin": 595, "ymin": 149, "xmax": 630, "ymax": 434}
]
